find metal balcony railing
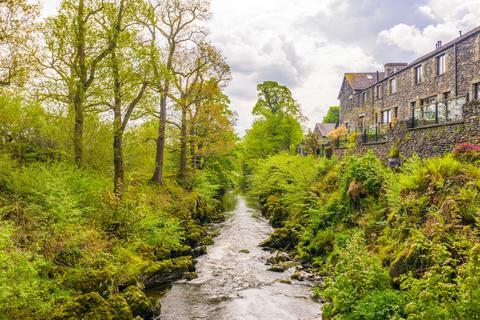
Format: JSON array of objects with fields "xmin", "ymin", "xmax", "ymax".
[
  {"xmin": 362, "ymin": 124, "xmax": 389, "ymax": 143},
  {"xmin": 410, "ymin": 96, "xmax": 466, "ymax": 128}
]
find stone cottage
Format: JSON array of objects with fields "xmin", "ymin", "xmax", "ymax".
[{"xmin": 336, "ymin": 25, "xmax": 480, "ymax": 159}]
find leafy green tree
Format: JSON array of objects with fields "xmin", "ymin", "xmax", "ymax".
[
  {"xmin": 137, "ymin": 0, "xmax": 211, "ymax": 185},
  {"xmin": 253, "ymin": 81, "xmax": 302, "ymax": 119},
  {"xmin": 244, "ymin": 81, "xmax": 303, "ymax": 159},
  {"xmin": 98, "ymin": 0, "xmax": 150, "ymax": 195},
  {"xmin": 37, "ymin": 0, "xmax": 113, "ymax": 168},
  {"xmin": 323, "ymin": 106, "xmax": 339, "ymax": 124},
  {"xmin": 0, "ymin": 0, "xmax": 38, "ymax": 88}
]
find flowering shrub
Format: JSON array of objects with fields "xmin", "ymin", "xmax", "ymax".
[
  {"xmin": 327, "ymin": 124, "xmax": 348, "ymax": 140},
  {"xmin": 453, "ymin": 143, "xmax": 480, "ymax": 163}
]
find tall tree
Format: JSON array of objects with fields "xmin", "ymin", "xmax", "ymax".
[
  {"xmin": 244, "ymin": 81, "xmax": 304, "ymax": 159},
  {"xmin": 37, "ymin": 0, "xmax": 112, "ymax": 168},
  {"xmin": 100, "ymin": 0, "xmax": 149, "ymax": 195},
  {"xmin": 0, "ymin": 0, "xmax": 38, "ymax": 88},
  {"xmin": 253, "ymin": 81, "xmax": 303, "ymax": 119},
  {"xmin": 138, "ymin": 0, "xmax": 210, "ymax": 185},
  {"xmin": 170, "ymin": 43, "xmax": 230, "ymax": 185}
]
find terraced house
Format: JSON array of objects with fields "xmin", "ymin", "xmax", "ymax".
[{"xmin": 338, "ymin": 25, "xmax": 480, "ymax": 147}]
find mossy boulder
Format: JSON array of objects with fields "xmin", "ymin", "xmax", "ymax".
[
  {"xmin": 109, "ymin": 294, "xmax": 133, "ymax": 320},
  {"xmin": 144, "ymin": 256, "xmax": 194, "ymax": 288},
  {"xmin": 121, "ymin": 286, "xmax": 153, "ymax": 319},
  {"xmin": 59, "ymin": 292, "xmax": 117, "ymax": 320},
  {"xmin": 260, "ymin": 227, "xmax": 298, "ymax": 250}
]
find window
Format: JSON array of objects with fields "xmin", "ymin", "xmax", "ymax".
[
  {"xmin": 389, "ymin": 78, "xmax": 397, "ymax": 94},
  {"xmin": 375, "ymin": 84, "xmax": 382, "ymax": 99},
  {"xmin": 394, "ymin": 107, "xmax": 398, "ymax": 119},
  {"xmin": 474, "ymin": 83, "xmax": 479, "ymax": 100},
  {"xmin": 414, "ymin": 65, "xmax": 423, "ymax": 84},
  {"xmin": 382, "ymin": 110, "xmax": 392, "ymax": 124},
  {"xmin": 436, "ymin": 54, "xmax": 446, "ymax": 75},
  {"xmin": 362, "ymin": 92, "xmax": 367, "ymax": 105}
]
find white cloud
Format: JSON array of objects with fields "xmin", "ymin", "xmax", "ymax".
[
  {"xmin": 378, "ymin": 0, "xmax": 480, "ymax": 56},
  {"xmin": 418, "ymin": 5, "xmax": 435, "ymax": 19},
  {"xmin": 209, "ymin": 0, "xmax": 381, "ymax": 134}
]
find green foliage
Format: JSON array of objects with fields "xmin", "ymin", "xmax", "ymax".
[
  {"xmin": 244, "ymin": 113, "xmax": 303, "ymax": 160},
  {"xmin": 253, "ymin": 81, "xmax": 302, "ymax": 119},
  {"xmin": 243, "ymin": 81, "xmax": 304, "ymax": 160},
  {"xmin": 248, "ymin": 151, "xmax": 480, "ymax": 319},
  {"xmin": 0, "ymin": 150, "xmax": 230, "ymax": 318},
  {"xmin": 322, "ymin": 106, "xmax": 340, "ymax": 124}
]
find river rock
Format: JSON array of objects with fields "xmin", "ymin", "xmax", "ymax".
[
  {"xmin": 266, "ymin": 251, "xmax": 290, "ymax": 265},
  {"xmin": 144, "ymin": 256, "xmax": 194, "ymax": 288}
]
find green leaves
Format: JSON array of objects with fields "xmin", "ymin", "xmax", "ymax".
[{"xmin": 248, "ymin": 151, "xmax": 480, "ymax": 319}]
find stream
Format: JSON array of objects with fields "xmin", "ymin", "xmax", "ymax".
[{"xmin": 157, "ymin": 195, "xmax": 322, "ymax": 320}]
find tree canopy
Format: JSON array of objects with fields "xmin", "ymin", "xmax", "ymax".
[
  {"xmin": 322, "ymin": 106, "xmax": 340, "ymax": 124},
  {"xmin": 244, "ymin": 81, "xmax": 303, "ymax": 159}
]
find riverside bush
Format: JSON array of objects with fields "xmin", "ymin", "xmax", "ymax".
[
  {"xmin": 248, "ymin": 152, "xmax": 480, "ymax": 319},
  {"xmin": 0, "ymin": 154, "xmax": 228, "ymax": 319}
]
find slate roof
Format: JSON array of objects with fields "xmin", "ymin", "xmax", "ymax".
[
  {"xmin": 315, "ymin": 123, "xmax": 337, "ymax": 137},
  {"xmin": 337, "ymin": 72, "xmax": 384, "ymax": 99},
  {"xmin": 346, "ymin": 72, "xmax": 383, "ymax": 91}
]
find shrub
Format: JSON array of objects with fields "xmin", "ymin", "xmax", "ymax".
[{"xmin": 453, "ymin": 143, "xmax": 480, "ymax": 164}]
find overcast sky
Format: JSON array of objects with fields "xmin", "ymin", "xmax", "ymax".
[{"xmin": 41, "ymin": 0, "xmax": 480, "ymax": 134}]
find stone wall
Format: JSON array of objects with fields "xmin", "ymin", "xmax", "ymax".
[
  {"xmin": 339, "ymin": 27, "xmax": 480, "ymax": 132},
  {"xmin": 333, "ymin": 101, "xmax": 480, "ymax": 160}
]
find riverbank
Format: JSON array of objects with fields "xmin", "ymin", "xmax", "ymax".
[
  {"xmin": 247, "ymin": 151, "xmax": 480, "ymax": 319},
  {"xmin": 158, "ymin": 196, "xmax": 322, "ymax": 319},
  {"xmin": 0, "ymin": 156, "xmax": 231, "ymax": 319}
]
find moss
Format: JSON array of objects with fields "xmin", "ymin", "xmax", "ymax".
[
  {"xmin": 260, "ymin": 227, "xmax": 298, "ymax": 250},
  {"xmin": 144, "ymin": 256, "xmax": 194, "ymax": 288},
  {"xmin": 109, "ymin": 294, "xmax": 133, "ymax": 320},
  {"xmin": 60, "ymin": 292, "xmax": 114, "ymax": 320},
  {"xmin": 121, "ymin": 286, "xmax": 153, "ymax": 319}
]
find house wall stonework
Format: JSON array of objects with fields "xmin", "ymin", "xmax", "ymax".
[
  {"xmin": 335, "ymin": 26, "xmax": 480, "ymax": 160},
  {"xmin": 339, "ymin": 27, "xmax": 480, "ymax": 130},
  {"xmin": 333, "ymin": 101, "xmax": 480, "ymax": 160}
]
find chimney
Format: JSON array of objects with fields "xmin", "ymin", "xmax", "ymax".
[
  {"xmin": 459, "ymin": 30, "xmax": 463, "ymax": 37},
  {"xmin": 436, "ymin": 41, "xmax": 442, "ymax": 49}
]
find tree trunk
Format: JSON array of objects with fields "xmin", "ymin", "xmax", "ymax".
[
  {"xmin": 111, "ymin": 29, "xmax": 124, "ymax": 196},
  {"xmin": 152, "ymin": 93, "xmax": 167, "ymax": 184},
  {"xmin": 179, "ymin": 105, "xmax": 188, "ymax": 185},
  {"xmin": 73, "ymin": 95, "xmax": 84, "ymax": 168},
  {"xmin": 152, "ymin": 43, "xmax": 175, "ymax": 184},
  {"xmin": 113, "ymin": 126, "xmax": 124, "ymax": 195},
  {"xmin": 73, "ymin": 0, "xmax": 86, "ymax": 168}
]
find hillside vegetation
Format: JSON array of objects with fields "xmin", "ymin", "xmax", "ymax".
[
  {"xmin": 0, "ymin": 95, "xmax": 238, "ymax": 319},
  {"xmin": 248, "ymin": 149, "xmax": 480, "ymax": 319}
]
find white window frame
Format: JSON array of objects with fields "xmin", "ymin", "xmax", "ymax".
[
  {"xmin": 436, "ymin": 54, "xmax": 446, "ymax": 75},
  {"xmin": 414, "ymin": 65, "xmax": 423, "ymax": 84},
  {"xmin": 375, "ymin": 84, "xmax": 382, "ymax": 99},
  {"xmin": 382, "ymin": 109, "xmax": 392, "ymax": 124},
  {"xmin": 389, "ymin": 78, "xmax": 397, "ymax": 94}
]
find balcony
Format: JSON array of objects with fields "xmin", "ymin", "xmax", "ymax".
[
  {"xmin": 410, "ymin": 96, "xmax": 466, "ymax": 128},
  {"xmin": 362, "ymin": 124, "xmax": 389, "ymax": 144}
]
